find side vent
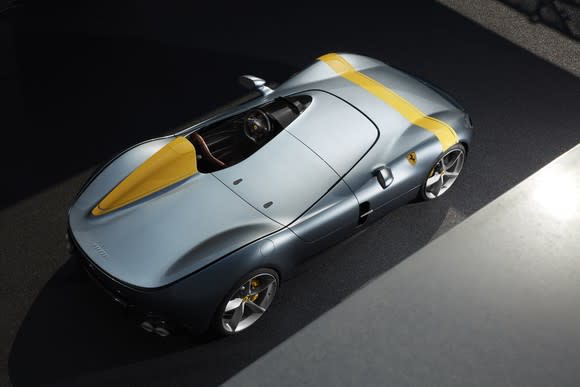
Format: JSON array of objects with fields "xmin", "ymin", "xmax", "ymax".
[{"xmin": 358, "ymin": 201, "xmax": 373, "ymax": 225}]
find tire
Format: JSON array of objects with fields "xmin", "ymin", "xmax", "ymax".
[
  {"xmin": 213, "ymin": 268, "xmax": 279, "ymax": 336},
  {"xmin": 420, "ymin": 143, "xmax": 466, "ymax": 201}
]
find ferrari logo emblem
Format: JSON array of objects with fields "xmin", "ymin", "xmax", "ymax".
[{"xmin": 407, "ymin": 152, "xmax": 417, "ymax": 166}]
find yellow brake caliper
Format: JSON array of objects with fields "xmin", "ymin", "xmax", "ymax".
[
  {"xmin": 242, "ymin": 279, "xmax": 261, "ymax": 303},
  {"xmin": 250, "ymin": 279, "xmax": 260, "ymax": 302}
]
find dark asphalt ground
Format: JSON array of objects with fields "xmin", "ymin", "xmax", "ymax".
[{"xmin": 1, "ymin": 2, "xmax": 579, "ymax": 386}]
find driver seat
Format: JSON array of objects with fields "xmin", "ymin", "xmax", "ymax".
[{"xmin": 190, "ymin": 132, "xmax": 227, "ymax": 169}]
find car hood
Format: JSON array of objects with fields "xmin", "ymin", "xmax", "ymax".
[{"xmin": 69, "ymin": 138, "xmax": 282, "ymax": 288}]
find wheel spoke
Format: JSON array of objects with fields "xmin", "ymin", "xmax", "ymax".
[
  {"xmin": 429, "ymin": 175, "xmax": 444, "ymax": 196},
  {"xmin": 225, "ymin": 298, "xmax": 243, "ymax": 312},
  {"xmin": 442, "ymin": 175, "xmax": 453, "ymax": 187},
  {"xmin": 446, "ymin": 153, "xmax": 461, "ymax": 171},
  {"xmin": 249, "ymin": 277, "xmax": 275, "ymax": 295},
  {"xmin": 426, "ymin": 174, "xmax": 440, "ymax": 187},
  {"xmin": 246, "ymin": 301, "xmax": 266, "ymax": 313},
  {"xmin": 446, "ymin": 171, "xmax": 459, "ymax": 177},
  {"xmin": 440, "ymin": 157, "xmax": 448, "ymax": 171},
  {"xmin": 227, "ymin": 302, "xmax": 245, "ymax": 331}
]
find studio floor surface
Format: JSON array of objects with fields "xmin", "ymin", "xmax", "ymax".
[{"xmin": 1, "ymin": 2, "xmax": 579, "ymax": 386}]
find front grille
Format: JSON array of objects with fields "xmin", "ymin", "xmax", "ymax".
[
  {"xmin": 78, "ymin": 254, "xmax": 128, "ymax": 307},
  {"xmin": 69, "ymin": 231, "xmax": 132, "ymax": 308}
]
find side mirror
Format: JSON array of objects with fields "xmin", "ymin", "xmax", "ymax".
[
  {"xmin": 239, "ymin": 75, "xmax": 274, "ymax": 95},
  {"xmin": 374, "ymin": 166, "xmax": 393, "ymax": 189}
]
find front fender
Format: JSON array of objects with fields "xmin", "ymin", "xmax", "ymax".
[{"xmin": 158, "ymin": 226, "xmax": 305, "ymax": 333}]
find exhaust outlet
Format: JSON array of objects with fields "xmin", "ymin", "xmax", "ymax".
[
  {"xmin": 140, "ymin": 321, "xmax": 154, "ymax": 333},
  {"xmin": 154, "ymin": 326, "xmax": 171, "ymax": 337},
  {"xmin": 141, "ymin": 319, "xmax": 171, "ymax": 336}
]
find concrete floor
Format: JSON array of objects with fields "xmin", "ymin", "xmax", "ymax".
[{"xmin": 226, "ymin": 143, "xmax": 580, "ymax": 387}]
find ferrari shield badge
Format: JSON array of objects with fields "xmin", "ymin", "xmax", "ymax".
[{"xmin": 407, "ymin": 151, "xmax": 417, "ymax": 166}]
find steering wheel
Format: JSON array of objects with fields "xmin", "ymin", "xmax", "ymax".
[{"xmin": 244, "ymin": 109, "xmax": 271, "ymax": 143}]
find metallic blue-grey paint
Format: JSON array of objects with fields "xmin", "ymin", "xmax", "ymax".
[{"xmin": 69, "ymin": 53, "xmax": 473, "ymax": 331}]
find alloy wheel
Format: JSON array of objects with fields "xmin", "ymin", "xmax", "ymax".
[
  {"xmin": 221, "ymin": 272, "xmax": 277, "ymax": 333},
  {"xmin": 424, "ymin": 147, "xmax": 465, "ymax": 199}
]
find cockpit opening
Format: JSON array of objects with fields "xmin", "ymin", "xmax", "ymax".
[{"xmin": 186, "ymin": 95, "xmax": 312, "ymax": 173}]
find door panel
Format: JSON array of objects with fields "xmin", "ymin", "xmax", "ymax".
[{"xmin": 289, "ymin": 180, "xmax": 359, "ymax": 243}]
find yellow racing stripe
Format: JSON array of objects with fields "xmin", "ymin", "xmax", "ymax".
[
  {"xmin": 318, "ymin": 53, "xmax": 459, "ymax": 150},
  {"xmin": 92, "ymin": 136, "xmax": 198, "ymax": 216}
]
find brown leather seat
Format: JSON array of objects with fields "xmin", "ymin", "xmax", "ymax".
[{"xmin": 190, "ymin": 132, "xmax": 226, "ymax": 168}]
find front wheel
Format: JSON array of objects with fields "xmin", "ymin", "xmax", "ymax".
[
  {"xmin": 214, "ymin": 268, "xmax": 279, "ymax": 335},
  {"xmin": 420, "ymin": 143, "xmax": 466, "ymax": 200}
]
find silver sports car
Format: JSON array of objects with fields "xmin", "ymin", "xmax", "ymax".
[{"xmin": 68, "ymin": 53, "xmax": 473, "ymax": 336}]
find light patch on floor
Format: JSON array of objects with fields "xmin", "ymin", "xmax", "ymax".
[{"xmin": 430, "ymin": 206, "xmax": 466, "ymax": 241}]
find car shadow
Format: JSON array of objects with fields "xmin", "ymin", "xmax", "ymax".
[
  {"xmin": 8, "ymin": 200, "xmax": 450, "ymax": 387},
  {"xmin": 2, "ymin": 25, "xmax": 295, "ymax": 209}
]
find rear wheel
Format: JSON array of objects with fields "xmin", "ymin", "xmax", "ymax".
[
  {"xmin": 215, "ymin": 268, "xmax": 279, "ymax": 335},
  {"xmin": 420, "ymin": 144, "xmax": 466, "ymax": 200}
]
